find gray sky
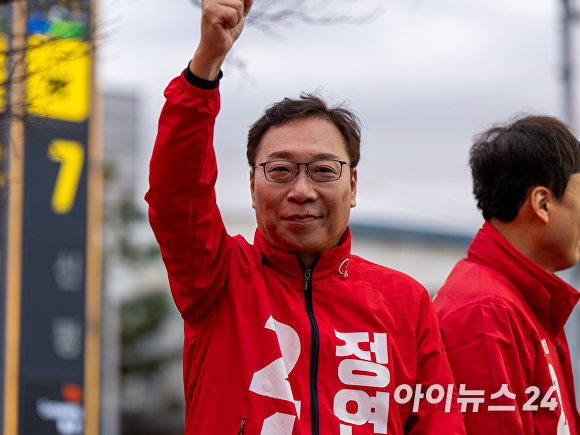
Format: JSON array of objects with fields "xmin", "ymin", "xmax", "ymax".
[{"xmin": 100, "ymin": 0, "xmax": 569, "ymax": 237}]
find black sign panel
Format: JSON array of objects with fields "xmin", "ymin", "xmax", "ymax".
[
  {"xmin": 20, "ymin": 122, "xmax": 88, "ymax": 434},
  {"xmin": 15, "ymin": 1, "xmax": 93, "ymax": 433}
]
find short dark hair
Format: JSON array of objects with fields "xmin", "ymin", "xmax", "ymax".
[
  {"xmin": 470, "ymin": 115, "xmax": 580, "ymax": 222},
  {"xmin": 247, "ymin": 92, "xmax": 361, "ymax": 168}
]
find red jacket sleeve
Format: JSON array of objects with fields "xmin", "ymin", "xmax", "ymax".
[
  {"xmin": 145, "ymin": 72, "xmax": 232, "ymax": 323},
  {"xmin": 438, "ymin": 302, "xmax": 533, "ymax": 434},
  {"xmin": 407, "ymin": 290, "xmax": 466, "ymax": 434}
]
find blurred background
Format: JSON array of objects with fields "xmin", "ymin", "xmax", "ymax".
[{"xmin": 1, "ymin": 0, "xmax": 580, "ymax": 434}]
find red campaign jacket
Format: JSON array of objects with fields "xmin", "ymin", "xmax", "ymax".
[
  {"xmin": 146, "ymin": 72, "xmax": 466, "ymax": 435},
  {"xmin": 434, "ymin": 222, "xmax": 580, "ymax": 435}
]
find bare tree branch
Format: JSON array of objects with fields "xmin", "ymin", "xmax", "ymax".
[
  {"xmin": 190, "ymin": 0, "xmax": 384, "ymax": 39},
  {"xmin": 189, "ymin": 0, "xmax": 383, "ymax": 85}
]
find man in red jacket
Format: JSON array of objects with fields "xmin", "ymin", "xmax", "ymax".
[
  {"xmin": 146, "ymin": 0, "xmax": 465, "ymax": 434},
  {"xmin": 434, "ymin": 116, "xmax": 580, "ymax": 434}
]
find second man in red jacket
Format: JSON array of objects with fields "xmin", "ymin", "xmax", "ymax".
[{"xmin": 435, "ymin": 116, "xmax": 580, "ymax": 434}]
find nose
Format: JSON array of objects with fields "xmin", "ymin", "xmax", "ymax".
[{"xmin": 287, "ymin": 166, "xmax": 318, "ymax": 203}]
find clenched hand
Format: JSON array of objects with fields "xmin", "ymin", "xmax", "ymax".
[{"xmin": 190, "ymin": 0, "xmax": 253, "ymax": 81}]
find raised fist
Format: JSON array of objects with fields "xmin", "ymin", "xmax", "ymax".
[{"xmin": 190, "ymin": 0, "xmax": 253, "ymax": 80}]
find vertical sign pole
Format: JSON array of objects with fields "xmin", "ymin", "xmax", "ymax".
[
  {"xmin": 563, "ymin": 0, "xmax": 574, "ymax": 125},
  {"xmin": 85, "ymin": 0, "xmax": 103, "ymax": 432},
  {"xmin": 4, "ymin": 1, "xmax": 27, "ymax": 435}
]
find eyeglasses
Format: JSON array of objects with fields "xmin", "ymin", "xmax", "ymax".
[{"xmin": 253, "ymin": 159, "xmax": 351, "ymax": 183}]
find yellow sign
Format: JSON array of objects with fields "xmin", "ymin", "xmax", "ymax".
[
  {"xmin": 48, "ymin": 139, "xmax": 85, "ymax": 214},
  {"xmin": 26, "ymin": 35, "xmax": 89, "ymax": 122}
]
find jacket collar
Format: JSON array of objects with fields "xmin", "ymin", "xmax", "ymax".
[
  {"xmin": 253, "ymin": 227, "xmax": 352, "ymax": 281},
  {"xmin": 468, "ymin": 221, "xmax": 580, "ymax": 336}
]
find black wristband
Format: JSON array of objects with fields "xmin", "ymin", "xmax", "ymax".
[{"xmin": 184, "ymin": 63, "xmax": 223, "ymax": 90}]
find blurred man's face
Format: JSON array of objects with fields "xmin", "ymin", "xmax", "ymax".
[
  {"xmin": 545, "ymin": 173, "xmax": 580, "ymax": 271},
  {"xmin": 250, "ymin": 118, "xmax": 357, "ymax": 261}
]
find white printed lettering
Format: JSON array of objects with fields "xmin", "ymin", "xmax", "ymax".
[
  {"xmin": 334, "ymin": 389, "xmax": 389, "ymax": 434},
  {"xmin": 260, "ymin": 413, "xmax": 296, "ymax": 435},
  {"xmin": 370, "ymin": 333, "xmax": 388, "ymax": 364},
  {"xmin": 249, "ymin": 316, "xmax": 301, "ymax": 435},
  {"xmin": 394, "ymin": 385, "xmax": 413, "ymax": 404},
  {"xmin": 335, "ymin": 331, "xmax": 371, "ymax": 360},
  {"xmin": 338, "ymin": 359, "xmax": 390, "ymax": 388},
  {"xmin": 426, "ymin": 384, "xmax": 445, "ymax": 405},
  {"xmin": 548, "ymin": 364, "xmax": 570, "ymax": 435},
  {"xmin": 412, "ymin": 384, "xmax": 425, "ymax": 412},
  {"xmin": 335, "ymin": 331, "xmax": 388, "ymax": 363}
]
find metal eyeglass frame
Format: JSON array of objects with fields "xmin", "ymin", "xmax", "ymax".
[{"xmin": 253, "ymin": 159, "xmax": 352, "ymax": 183}]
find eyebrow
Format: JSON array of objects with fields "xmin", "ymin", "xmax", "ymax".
[{"xmin": 266, "ymin": 151, "xmax": 343, "ymax": 161}]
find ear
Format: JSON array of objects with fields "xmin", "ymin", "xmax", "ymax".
[
  {"xmin": 350, "ymin": 168, "xmax": 357, "ymax": 208},
  {"xmin": 250, "ymin": 168, "xmax": 256, "ymax": 209},
  {"xmin": 529, "ymin": 186, "xmax": 551, "ymax": 224}
]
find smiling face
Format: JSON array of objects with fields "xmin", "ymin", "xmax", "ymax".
[{"xmin": 250, "ymin": 117, "xmax": 357, "ymax": 265}]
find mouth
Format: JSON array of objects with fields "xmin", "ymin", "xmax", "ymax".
[{"xmin": 283, "ymin": 215, "xmax": 319, "ymax": 224}]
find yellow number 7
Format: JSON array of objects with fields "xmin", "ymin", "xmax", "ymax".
[{"xmin": 48, "ymin": 140, "xmax": 85, "ymax": 214}]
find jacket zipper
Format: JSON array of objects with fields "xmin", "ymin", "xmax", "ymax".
[
  {"xmin": 237, "ymin": 418, "xmax": 246, "ymax": 435},
  {"xmin": 556, "ymin": 342, "xmax": 564, "ymax": 363},
  {"xmin": 304, "ymin": 267, "xmax": 320, "ymax": 435}
]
